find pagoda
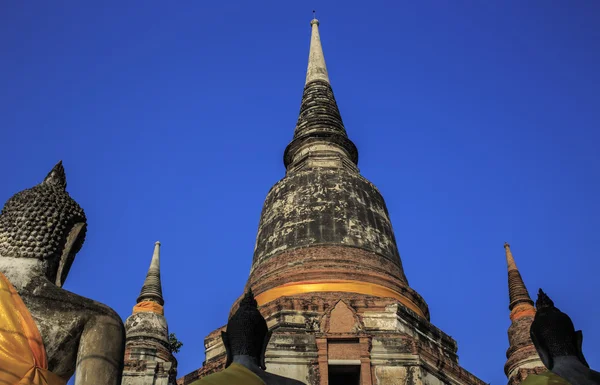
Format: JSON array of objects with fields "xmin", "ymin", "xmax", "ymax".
[
  {"xmin": 503, "ymin": 243, "xmax": 546, "ymax": 385},
  {"xmin": 123, "ymin": 242, "xmax": 177, "ymax": 385},
  {"xmin": 180, "ymin": 17, "xmax": 487, "ymax": 385}
]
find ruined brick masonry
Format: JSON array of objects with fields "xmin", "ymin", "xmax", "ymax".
[
  {"xmin": 174, "ymin": 18, "xmax": 546, "ymax": 385},
  {"xmin": 503, "ymin": 244, "xmax": 546, "ymax": 385},
  {"xmin": 122, "ymin": 242, "xmax": 178, "ymax": 385},
  {"xmin": 179, "ymin": 18, "xmax": 494, "ymax": 385}
]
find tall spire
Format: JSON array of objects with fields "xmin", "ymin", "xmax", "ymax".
[
  {"xmin": 137, "ymin": 241, "xmax": 164, "ymax": 306},
  {"xmin": 247, "ymin": 14, "xmax": 427, "ymax": 322},
  {"xmin": 504, "ymin": 242, "xmax": 534, "ymax": 310},
  {"xmin": 503, "ymin": 243, "xmax": 545, "ymax": 385},
  {"xmin": 124, "ymin": 241, "xmax": 177, "ymax": 384},
  {"xmin": 283, "ymin": 16, "xmax": 358, "ymax": 171},
  {"xmin": 305, "ymin": 13, "xmax": 330, "ymax": 85}
]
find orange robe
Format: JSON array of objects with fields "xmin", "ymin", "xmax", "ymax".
[{"xmin": 0, "ymin": 272, "xmax": 66, "ymax": 385}]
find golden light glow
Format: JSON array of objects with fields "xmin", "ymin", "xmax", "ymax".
[{"xmin": 254, "ymin": 280, "xmax": 425, "ymax": 318}]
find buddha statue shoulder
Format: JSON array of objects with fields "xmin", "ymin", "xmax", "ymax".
[{"xmin": 0, "ymin": 162, "xmax": 125, "ymax": 385}]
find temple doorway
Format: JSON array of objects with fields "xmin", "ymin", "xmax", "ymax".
[{"xmin": 328, "ymin": 365, "xmax": 360, "ymax": 385}]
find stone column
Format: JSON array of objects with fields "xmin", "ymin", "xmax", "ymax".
[
  {"xmin": 316, "ymin": 338, "xmax": 329, "ymax": 385},
  {"xmin": 360, "ymin": 337, "xmax": 372, "ymax": 385}
]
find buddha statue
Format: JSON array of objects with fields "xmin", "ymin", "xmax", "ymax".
[
  {"xmin": 0, "ymin": 161, "xmax": 125, "ymax": 385},
  {"xmin": 191, "ymin": 289, "xmax": 305, "ymax": 385},
  {"xmin": 524, "ymin": 289, "xmax": 600, "ymax": 385}
]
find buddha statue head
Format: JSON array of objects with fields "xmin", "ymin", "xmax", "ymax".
[
  {"xmin": 0, "ymin": 161, "xmax": 127, "ymax": 385},
  {"xmin": 0, "ymin": 161, "xmax": 87, "ymax": 287},
  {"xmin": 221, "ymin": 289, "xmax": 271, "ymax": 370},
  {"xmin": 530, "ymin": 289, "xmax": 587, "ymax": 370}
]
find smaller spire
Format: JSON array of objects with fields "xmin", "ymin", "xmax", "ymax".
[
  {"xmin": 137, "ymin": 241, "xmax": 164, "ymax": 306},
  {"xmin": 306, "ymin": 12, "xmax": 329, "ymax": 85},
  {"xmin": 503, "ymin": 244, "xmax": 545, "ymax": 380},
  {"xmin": 504, "ymin": 243, "xmax": 534, "ymax": 310}
]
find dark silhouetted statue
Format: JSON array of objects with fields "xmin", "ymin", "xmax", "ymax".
[
  {"xmin": 523, "ymin": 289, "xmax": 600, "ymax": 385},
  {"xmin": 191, "ymin": 289, "xmax": 305, "ymax": 385}
]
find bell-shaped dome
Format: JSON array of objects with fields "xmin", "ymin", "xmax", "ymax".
[
  {"xmin": 244, "ymin": 18, "xmax": 429, "ymax": 320},
  {"xmin": 124, "ymin": 311, "xmax": 169, "ymax": 346},
  {"xmin": 253, "ymin": 168, "xmax": 405, "ymax": 273}
]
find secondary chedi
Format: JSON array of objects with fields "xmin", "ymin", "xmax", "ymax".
[
  {"xmin": 178, "ymin": 17, "xmax": 526, "ymax": 385},
  {"xmin": 503, "ymin": 243, "xmax": 546, "ymax": 385},
  {"xmin": 122, "ymin": 241, "xmax": 178, "ymax": 385}
]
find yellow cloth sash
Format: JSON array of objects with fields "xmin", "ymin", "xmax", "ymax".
[
  {"xmin": 189, "ymin": 363, "xmax": 266, "ymax": 385},
  {"xmin": 132, "ymin": 301, "xmax": 164, "ymax": 315},
  {"xmin": 0, "ymin": 272, "xmax": 66, "ymax": 385},
  {"xmin": 521, "ymin": 372, "xmax": 571, "ymax": 385}
]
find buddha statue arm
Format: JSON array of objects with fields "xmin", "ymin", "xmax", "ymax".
[{"xmin": 74, "ymin": 315, "xmax": 125, "ymax": 385}]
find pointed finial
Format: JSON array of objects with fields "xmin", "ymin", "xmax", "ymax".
[
  {"xmin": 536, "ymin": 289, "xmax": 555, "ymax": 309},
  {"xmin": 306, "ymin": 11, "xmax": 328, "ymax": 84},
  {"xmin": 42, "ymin": 161, "xmax": 67, "ymax": 190},
  {"xmin": 150, "ymin": 241, "xmax": 161, "ymax": 271},
  {"xmin": 504, "ymin": 242, "xmax": 516, "ymax": 271},
  {"xmin": 504, "ymin": 242, "xmax": 534, "ymax": 310},
  {"xmin": 136, "ymin": 241, "xmax": 164, "ymax": 305}
]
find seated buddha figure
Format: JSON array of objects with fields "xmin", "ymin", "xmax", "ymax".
[
  {"xmin": 524, "ymin": 289, "xmax": 600, "ymax": 385},
  {"xmin": 0, "ymin": 162, "xmax": 125, "ymax": 385},
  {"xmin": 191, "ymin": 289, "xmax": 306, "ymax": 385}
]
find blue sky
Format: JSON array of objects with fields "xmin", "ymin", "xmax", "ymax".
[{"xmin": 1, "ymin": 1, "xmax": 599, "ymax": 384}]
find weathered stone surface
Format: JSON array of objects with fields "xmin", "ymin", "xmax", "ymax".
[
  {"xmin": 182, "ymin": 18, "xmax": 484, "ymax": 385},
  {"xmin": 285, "ymin": 80, "xmax": 358, "ymax": 171},
  {"xmin": 122, "ymin": 243, "xmax": 177, "ymax": 385},
  {"xmin": 0, "ymin": 161, "xmax": 86, "ymax": 282},
  {"xmin": 505, "ymin": 244, "xmax": 535, "ymax": 311},
  {"xmin": 305, "ymin": 19, "xmax": 329, "ymax": 85},
  {"xmin": 374, "ymin": 366, "xmax": 418, "ymax": 385},
  {"xmin": 137, "ymin": 242, "xmax": 164, "ymax": 305},
  {"xmin": 181, "ymin": 294, "xmax": 485, "ymax": 385},
  {"xmin": 0, "ymin": 162, "xmax": 125, "ymax": 384},
  {"xmin": 503, "ymin": 244, "xmax": 545, "ymax": 384},
  {"xmin": 325, "ymin": 300, "xmax": 361, "ymax": 333},
  {"xmin": 245, "ymin": 245, "xmax": 428, "ymax": 320},
  {"xmin": 507, "ymin": 315, "xmax": 536, "ymax": 355},
  {"xmin": 293, "ymin": 80, "xmax": 347, "ymax": 139},
  {"xmin": 422, "ymin": 368, "xmax": 447, "ymax": 385},
  {"xmin": 122, "ymin": 342, "xmax": 177, "ymax": 385},
  {"xmin": 252, "ymin": 169, "xmax": 403, "ymax": 269},
  {"xmin": 124, "ymin": 312, "xmax": 169, "ymax": 346}
]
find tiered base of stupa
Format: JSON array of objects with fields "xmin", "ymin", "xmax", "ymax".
[
  {"xmin": 122, "ymin": 337, "xmax": 177, "ymax": 385},
  {"xmin": 178, "ymin": 293, "xmax": 485, "ymax": 385}
]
